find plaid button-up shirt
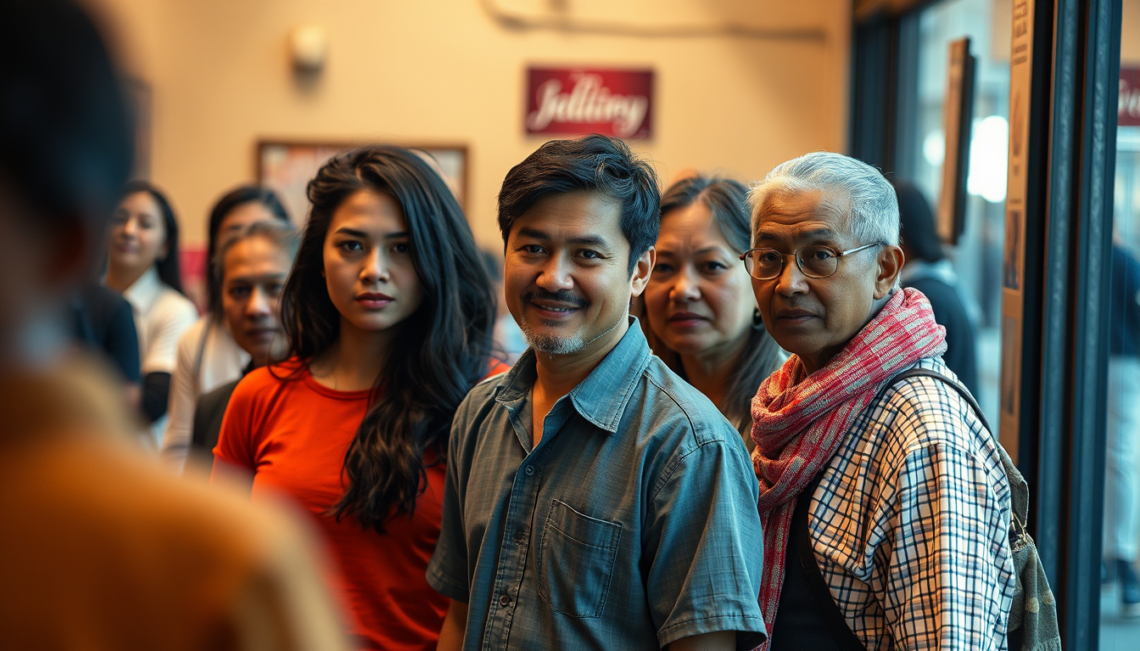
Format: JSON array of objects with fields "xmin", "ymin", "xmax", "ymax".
[{"xmin": 804, "ymin": 357, "xmax": 1016, "ymax": 650}]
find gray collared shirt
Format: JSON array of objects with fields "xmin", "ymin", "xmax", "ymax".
[{"xmin": 427, "ymin": 322, "xmax": 767, "ymax": 650}]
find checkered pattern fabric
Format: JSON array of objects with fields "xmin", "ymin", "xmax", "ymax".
[{"xmin": 806, "ymin": 356, "xmax": 1017, "ymax": 650}]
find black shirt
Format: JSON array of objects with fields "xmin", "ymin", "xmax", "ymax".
[
  {"xmin": 903, "ymin": 276, "xmax": 978, "ymax": 396},
  {"xmin": 71, "ymin": 283, "xmax": 141, "ymax": 382}
]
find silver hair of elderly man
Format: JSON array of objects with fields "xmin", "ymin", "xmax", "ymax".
[{"xmin": 747, "ymin": 151, "xmax": 901, "ymax": 249}]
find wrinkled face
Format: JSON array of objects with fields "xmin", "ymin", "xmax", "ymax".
[
  {"xmin": 323, "ymin": 190, "xmax": 422, "ymax": 338},
  {"xmin": 644, "ymin": 202, "xmax": 755, "ymax": 361},
  {"xmin": 504, "ymin": 190, "xmax": 652, "ymax": 357},
  {"xmin": 750, "ymin": 188, "xmax": 895, "ymax": 373},
  {"xmin": 221, "ymin": 235, "xmax": 292, "ymax": 366},
  {"xmin": 216, "ymin": 202, "xmax": 279, "ymax": 247},
  {"xmin": 108, "ymin": 191, "xmax": 167, "ymax": 276}
]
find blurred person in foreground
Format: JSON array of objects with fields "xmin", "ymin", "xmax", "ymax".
[
  {"xmin": 745, "ymin": 152, "xmax": 1014, "ymax": 649},
  {"xmin": 177, "ymin": 220, "xmax": 298, "ymax": 467},
  {"xmin": 163, "ymin": 186, "xmax": 290, "ymax": 470},
  {"xmin": 0, "ymin": 2, "xmax": 347, "ymax": 649},
  {"xmin": 104, "ymin": 180, "xmax": 198, "ymax": 443},
  {"xmin": 641, "ymin": 175, "xmax": 785, "ymax": 449},
  {"xmin": 429, "ymin": 136, "xmax": 767, "ymax": 651},
  {"xmin": 1102, "ymin": 236, "xmax": 1140, "ymax": 616},
  {"xmin": 892, "ymin": 179, "xmax": 979, "ymax": 394}
]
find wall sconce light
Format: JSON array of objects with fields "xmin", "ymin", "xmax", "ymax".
[{"xmin": 290, "ymin": 25, "xmax": 327, "ymax": 74}]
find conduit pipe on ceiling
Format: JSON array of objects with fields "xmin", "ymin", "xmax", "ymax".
[{"xmin": 477, "ymin": 0, "xmax": 828, "ymax": 42}]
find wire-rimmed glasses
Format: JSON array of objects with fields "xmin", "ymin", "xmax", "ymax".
[{"xmin": 739, "ymin": 242, "xmax": 885, "ymax": 280}]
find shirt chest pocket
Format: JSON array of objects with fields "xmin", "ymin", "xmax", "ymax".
[{"xmin": 536, "ymin": 499, "xmax": 623, "ymax": 619}]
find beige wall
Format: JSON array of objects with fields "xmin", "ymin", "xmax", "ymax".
[
  {"xmin": 1125, "ymin": 0, "xmax": 1140, "ymax": 62},
  {"xmin": 90, "ymin": 0, "xmax": 851, "ymax": 250}
]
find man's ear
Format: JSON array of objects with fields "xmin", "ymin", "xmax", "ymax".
[
  {"xmin": 630, "ymin": 246, "xmax": 655, "ymax": 298},
  {"xmin": 874, "ymin": 245, "xmax": 905, "ymax": 299}
]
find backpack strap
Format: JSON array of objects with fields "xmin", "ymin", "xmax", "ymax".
[
  {"xmin": 890, "ymin": 367, "xmax": 990, "ymax": 428},
  {"xmin": 887, "ymin": 368, "xmax": 1031, "ymax": 531},
  {"xmin": 794, "ymin": 365, "xmax": 1025, "ymax": 649}
]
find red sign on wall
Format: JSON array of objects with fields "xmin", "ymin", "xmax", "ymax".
[
  {"xmin": 1121, "ymin": 67, "xmax": 1140, "ymax": 126},
  {"xmin": 525, "ymin": 67, "xmax": 654, "ymax": 140}
]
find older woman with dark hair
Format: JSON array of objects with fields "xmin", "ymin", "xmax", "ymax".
[
  {"xmin": 187, "ymin": 219, "xmax": 300, "ymax": 465},
  {"xmin": 641, "ymin": 175, "xmax": 784, "ymax": 448},
  {"xmin": 162, "ymin": 185, "xmax": 289, "ymax": 468}
]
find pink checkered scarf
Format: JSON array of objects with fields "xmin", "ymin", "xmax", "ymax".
[{"xmin": 750, "ymin": 288, "xmax": 947, "ymax": 647}]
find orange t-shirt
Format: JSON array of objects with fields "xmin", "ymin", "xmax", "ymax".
[{"xmin": 212, "ymin": 359, "xmax": 506, "ymax": 650}]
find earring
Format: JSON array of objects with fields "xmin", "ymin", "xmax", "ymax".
[{"xmin": 752, "ymin": 308, "xmax": 763, "ymax": 327}]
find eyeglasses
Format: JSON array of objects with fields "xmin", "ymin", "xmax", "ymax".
[{"xmin": 739, "ymin": 242, "xmax": 885, "ymax": 280}]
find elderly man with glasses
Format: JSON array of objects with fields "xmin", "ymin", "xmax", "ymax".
[{"xmin": 742, "ymin": 152, "xmax": 1016, "ymax": 650}]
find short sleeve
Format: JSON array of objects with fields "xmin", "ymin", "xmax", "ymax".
[
  {"xmin": 140, "ymin": 292, "xmax": 198, "ymax": 375},
  {"xmin": 426, "ymin": 395, "xmax": 475, "ymax": 603},
  {"xmin": 210, "ymin": 374, "xmax": 261, "ymax": 478},
  {"xmin": 643, "ymin": 437, "xmax": 768, "ymax": 650}
]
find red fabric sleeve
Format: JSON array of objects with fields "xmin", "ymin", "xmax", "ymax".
[{"xmin": 209, "ymin": 372, "xmax": 263, "ymax": 480}]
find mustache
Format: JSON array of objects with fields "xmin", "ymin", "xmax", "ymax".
[
  {"xmin": 772, "ymin": 299, "xmax": 821, "ymax": 312},
  {"xmin": 521, "ymin": 289, "xmax": 590, "ymax": 309}
]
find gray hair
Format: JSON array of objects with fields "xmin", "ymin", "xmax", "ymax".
[
  {"xmin": 213, "ymin": 219, "xmax": 300, "ymax": 282},
  {"xmin": 747, "ymin": 151, "xmax": 899, "ymax": 248}
]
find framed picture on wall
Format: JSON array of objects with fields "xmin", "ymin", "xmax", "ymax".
[
  {"xmin": 256, "ymin": 140, "xmax": 469, "ymax": 223},
  {"xmin": 936, "ymin": 38, "xmax": 976, "ymax": 246}
]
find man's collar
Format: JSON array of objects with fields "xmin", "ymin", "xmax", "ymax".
[
  {"xmin": 495, "ymin": 317, "xmax": 651, "ymax": 434},
  {"xmin": 121, "ymin": 266, "xmax": 162, "ymax": 315}
]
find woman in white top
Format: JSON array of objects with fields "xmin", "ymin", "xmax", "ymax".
[
  {"xmin": 162, "ymin": 186, "xmax": 289, "ymax": 468},
  {"xmin": 104, "ymin": 181, "xmax": 198, "ymax": 444}
]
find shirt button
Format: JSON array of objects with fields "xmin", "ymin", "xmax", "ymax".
[
  {"xmin": 524, "ymin": 465, "xmax": 535, "ymax": 476},
  {"xmin": 514, "ymin": 530, "xmax": 526, "ymax": 544},
  {"xmin": 500, "ymin": 593, "xmax": 512, "ymax": 607}
]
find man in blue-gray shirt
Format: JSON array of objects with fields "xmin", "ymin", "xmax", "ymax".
[{"xmin": 427, "ymin": 135, "xmax": 767, "ymax": 651}]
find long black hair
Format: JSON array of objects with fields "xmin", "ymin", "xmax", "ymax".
[
  {"xmin": 279, "ymin": 145, "xmax": 497, "ymax": 533},
  {"xmin": 648, "ymin": 175, "xmax": 785, "ymax": 435},
  {"xmin": 120, "ymin": 180, "xmax": 184, "ymax": 294},
  {"xmin": 205, "ymin": 185, "xmax": 289, "ymax": 316}
]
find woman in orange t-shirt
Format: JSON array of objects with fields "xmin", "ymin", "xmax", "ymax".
[{"xmin": 212, "ymin": 146, "xmax": 504, "ymax": 650}]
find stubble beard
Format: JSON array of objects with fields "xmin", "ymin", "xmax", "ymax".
[
  {"xmin": 520, "ymin": 310, "xmax": 626, "ymax": 357},
  {"xmin": 520, "ymin": 319, "xmax": 588, "ymax": 355}
]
